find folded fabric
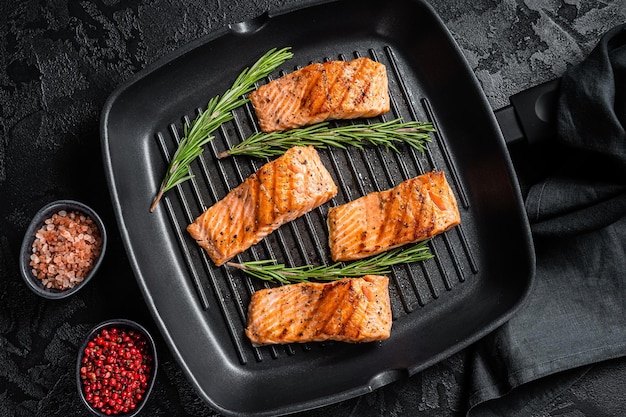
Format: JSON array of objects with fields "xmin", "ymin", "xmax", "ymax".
[{"xmin": 467, "ymin": 23, "xmax": 626, "ymax": 416}]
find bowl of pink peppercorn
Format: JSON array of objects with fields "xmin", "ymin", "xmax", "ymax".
[
  {"xmin": 77, "ymin": 319, "xmax": 158, "ymax": 416},
  {"xmin": 19, "ymin": 200, "xmax": 107, "ymax": 299}
]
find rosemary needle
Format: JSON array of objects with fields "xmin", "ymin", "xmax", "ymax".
[
  {"xmin": 150, "ymin": 47, "xmax": 294, "ymax": 212},
  {"xmin": 217, "ymin": 118, "xmax": 435, "ymax": 159},
  {"xmin": 225, "ymin": 240, "xmax": 433, "ymax": 285}
]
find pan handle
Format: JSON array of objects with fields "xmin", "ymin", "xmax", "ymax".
[{"xmin": 494, "ymin": 78, "xmax": 560, "ymax": 146}]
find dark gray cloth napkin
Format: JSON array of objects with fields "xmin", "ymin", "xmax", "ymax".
[{"xmin": 467, "ymin": 23, "xmax": 626, "ymax": 416}]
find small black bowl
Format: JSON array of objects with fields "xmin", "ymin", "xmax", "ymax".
[
  {"xmin": 76, "ymin": 319, "xmax": 158, "ymax": 417},
  {"xmin": 19, "ymin": 200, "xmax": 107, "ymax": 299}
]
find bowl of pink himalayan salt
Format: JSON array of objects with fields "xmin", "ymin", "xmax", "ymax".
[{"xmin": 20, "ymin": 200, "xmax": 107, "ymax": 299}]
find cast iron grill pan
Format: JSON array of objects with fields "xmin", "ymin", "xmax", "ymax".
[
  {"xmin": 101, "ymin": 0, "xmax": 535, "ymax": 415},
  {"xmin": 159, "ymin": 46, "xmax": 474, "ymax": 357}
]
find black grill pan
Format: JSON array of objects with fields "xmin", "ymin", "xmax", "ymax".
[{"xmin": 101, "ymin": 0, "xmax": 535, "ymax": 415}]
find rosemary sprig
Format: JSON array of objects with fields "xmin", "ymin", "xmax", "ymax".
[
  {"xmin": 150, "ymin": 47, "xmax": 294, "ymax": 212},
  {"xmin": 225, "ymin": 240, "xmax": 433, "ymax": 285},
  {"xmin": 217, "ymin": 118, "xmax": 434, "ymax": 159}
]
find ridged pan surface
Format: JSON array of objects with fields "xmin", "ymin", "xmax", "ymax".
[{"xmin": 101, "ymin": 0, "xmax": 535, "ymax": 415}]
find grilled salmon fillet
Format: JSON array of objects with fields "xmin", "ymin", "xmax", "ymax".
[
  {"xmin": 245, "ymin": 275, "xmax": 392, "ymax": 345},
  {"xmin": 187, "ymin": 146, "xmax": 337, "ymax": 266},
  {"xmin": 328, "ymin": 170, "xmax": 460, "ymax": 262},
  {"xmin": 249, "ymin": 57, "xmax": 390, "ymax": 132}
]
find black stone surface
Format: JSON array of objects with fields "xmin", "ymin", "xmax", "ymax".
[{"xmin": 1, "ymin": 1, "xmax": 625, "ymax": 416}]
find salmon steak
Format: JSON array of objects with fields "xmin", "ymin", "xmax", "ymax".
[
  {"xmin": 328, "ymin": 170, "xmax": 460, "ymax": 262},
  {"xmin": 187, "ymin": 146, "xmax": 337, "ymax": 266},
  {"xmin": 249, "ymin": 57, "xmax": 390, "ymax": 132},
  {"xmin": 245, "ymin": 275, "xmax": 392, "ymax": 345}
]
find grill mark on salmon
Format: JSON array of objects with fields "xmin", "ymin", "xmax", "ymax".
[
  {"xmin": 187, "ymin": 146, "xmax": 337, "ymax": 266},
  {"xmin": 328, "ymin": 171, "xmax": 460, "ymax": 262},
  {"xmin": 245, "ymin": 275, "xmax": 392, "ymax": 345},
  {"xmin": 249, "ymin": 57, "xmax": 390, "ymax": 132}
]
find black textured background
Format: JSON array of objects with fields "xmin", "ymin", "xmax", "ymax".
[{"xmin": 1, "ymin": 1, "xmax": 626, "ymax": 416}]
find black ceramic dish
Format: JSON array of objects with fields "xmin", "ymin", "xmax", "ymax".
[
  {"xmin": 19, "ymin": 199, "xmax": 107, "ymax": 299},
  {"xmin": 76, "ymin": 319, "xmax": 158, "ymax": 417}
]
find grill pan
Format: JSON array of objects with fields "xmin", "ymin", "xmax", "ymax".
[{"xmin": 101, "ymin": 0, "xmax": 535, "ymax": 415}]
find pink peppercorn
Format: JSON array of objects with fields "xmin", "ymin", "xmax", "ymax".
[{"xmin": 79, "ymin": 327, "xmax": 153, "ymax": 415}]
